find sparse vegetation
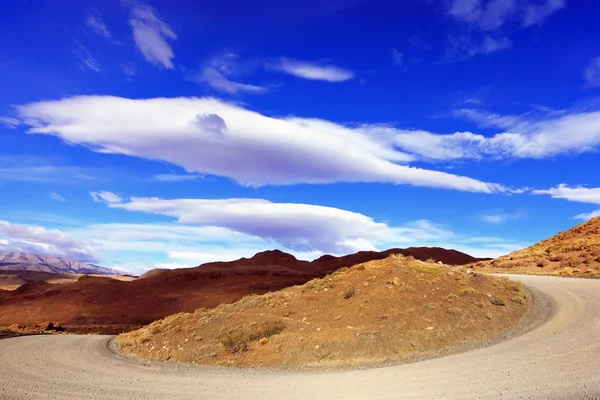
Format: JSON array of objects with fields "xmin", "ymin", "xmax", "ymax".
[
  {"xmin": 117, "ymin": 255, "xmax": 530, "ymax": 370},
  {"xmin": 470, "ymin": 217, "xmax": 600, "ymax": 279}
]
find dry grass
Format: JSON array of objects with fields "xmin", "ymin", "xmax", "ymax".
[
  {"xmin": 471, "ymin": 217, "xmax": 600, "ymax": 279},
  {"xmin": 117, "ymin": 255, "xmax": 529, "ymax": 370}
]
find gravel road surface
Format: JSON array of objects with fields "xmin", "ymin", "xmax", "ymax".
[{"xmin": 1, "ymin": 275, "xmax": 599, "ymax": 400}]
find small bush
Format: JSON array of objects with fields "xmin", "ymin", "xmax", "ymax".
[
  {"xmin": 536, "ymin": 259, "xmax": 548, "ymax": 268},
  {"xmin": 344, "ymin": 288, "xmax": 356, "ymax": 299},
  {"xmin": 491, "ymin": 296, "xmax": 506, "ymax": 306},
  {"xmin": 456, "ymin": 287, "xmax": 476, "ymax": 296},
  {"xmin": 412, "ymin": 264, "xmax": 441, "ymax": 275},
  {"xmin": 447, "ymin": 307, "xmax": 463, "ymax": 316},
  {"xmin": 221, "ymin": 320, "xmax": 286, "ymax": 353}
]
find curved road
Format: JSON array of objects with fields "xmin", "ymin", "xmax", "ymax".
[{"xmin": 1, "ymin": 275, "xmax": 600, "ymax": 400}]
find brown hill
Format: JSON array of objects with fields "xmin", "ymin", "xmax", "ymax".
[
  {"xmin": 0, "ymin": 270, "xmax": 135, "ymax": 291},
  {"xmin": 0, "ymin": 247, "xmax": 484, "ymax": 332},
  {"xmin": 117, "ymin": 255, "xmax": 530, "ymax": 369},
  {"xmin": 471, "ymin": 217, "xmax": 600, "ymax": 278}
]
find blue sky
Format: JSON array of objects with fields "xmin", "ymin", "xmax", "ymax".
[{"xmin": 1, "ymin": 0, "xmax": 600, "ymax": 274}]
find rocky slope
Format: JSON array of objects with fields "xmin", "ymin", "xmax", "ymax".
[
  {"xmin": 0, "ymin": 252, "xmax": 129, "ymax": 276},
  {"xmin": 0, "ymin": 247, "xmax": 484, "ymax": 331},
  {"xmin": 471, "ymin": 217, "xmax": 600, "ymax": 278},
  {"xmin": 118, "ymin": 255, "xmax": 530, "ymax": 369}
]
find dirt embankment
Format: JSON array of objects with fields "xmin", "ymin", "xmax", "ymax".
[
  {"xmin": 471, "ymin": 216, "xmax": 600, "ymax": 278},
  {"xmin": 0, "ymin": 248, "xmax": 484, "ymax": 331},
  {"xmin": 117, "ymin": 255, "xmax": 530, "ymax": 370}
]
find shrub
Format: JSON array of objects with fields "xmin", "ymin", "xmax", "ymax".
[
  {"xmin": 456, "ymin": 287, "xmax": 476, "ymax": 296},
  {"xmin": 221, "ymin": 320, "xmax": 286, "ymax": 353},
  {"xmin": 412, "ymin": 264, "xmax": 441, "ymax": 275},
  {"xmin": 491, "ymin": 296, "xmax": 506, "ymax": 306},
  {"xmin": 344, "ymin": 288, "xmax": 356, "ymax": 299},
  {"xmin": 447, "ymin": 307, "xmax": 463, "ymax": 316}
]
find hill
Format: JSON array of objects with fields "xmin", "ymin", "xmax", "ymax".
[
  {"xmin": 471, "ymin": 217, "xmax": 600, "ymax": 278},
  {"xmin": 0, "ymin": 270, "xmax": 135, "ymax": 291},
  {"xmin": 117, "ymin": 255, "xmax": 530, "ymax": 369},
  {"xmin": 0, "ymin": 252, "xmax": 130, "ymax": 276},
  {"xmin": 0, "ymin": 247, "xmax": 483, "ymax": 332}
]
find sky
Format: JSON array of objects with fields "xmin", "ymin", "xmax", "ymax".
[{"xmin": 1, "ymin": 0, "xmax": 600, "ymax": 275}]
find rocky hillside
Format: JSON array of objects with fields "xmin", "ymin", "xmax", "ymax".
[
  {"xmin": 0, "ymin": 247, "xmax": 483, "ymax": 330},
  {"xmin": 118, "ymin": 255, "xmax": 530, "ymax": 369},
  {"xmin": 471, "ymin": 217, "xmax": 600, "ymax": 278},
  {"xmin": 0, "ymin": 252, "xmax": 130, "ymax": 276}
]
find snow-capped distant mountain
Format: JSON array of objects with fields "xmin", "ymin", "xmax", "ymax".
[{"xmin": 0, "ymin": 252, "xmax": 129, "ymax": 276}]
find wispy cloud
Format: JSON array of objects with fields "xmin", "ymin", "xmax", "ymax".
[
  {"xmin": 271, "ymin": 58, "xmax": 354, "ymax": 82},
  {"xmin": 574, "ymin": 210, "xmax": 600, "ymax": 221},
  {"xmin": 478, "ymin": 209, "xmax": 526, "ymax": 224},
  {"xmin": 391, "ymin": 48, "xmax": 403, "ymax": 67},
  {"xmin": 0, "ymin": 116, "xmax": 20, "ymax": 128},
  {"xmin": 16, "ymin": 95, "xmax": 505, "ymax": 193},
  {"xmin": 196, "ymin": 67, "xmax": 267, "ymax": 94},
  {"xmin": 128, "ymin": 3, "xmax": 176, "ymax": 69},
  {"xmin": 445, "ymin": 0, "xmax": 564, "ymax": 59},
  {"xmin": 447, "ymin": 0, "xmax": 565, "ymax": 30},
  {"xmin": 0, "ymin": 219, "xmax": 98, "ymax": 262},
  {"xmin": 74, "ymin": 43, "xmax": 101, "ymax": 72},
  {"xmin": 0, "ymin": 155, "xmax": 97, "ymax": 184},
  {"xmin": 533, "ymin": 184, "xmax": 600, "ymax": 221},
  {"xmin": 90, "ymin": 191, "xmax": 124, "ymax": 204},
  {"xmin": 86, "ymin": 10, "xmax": 112, "ymax": 39},
  {"xmin": 446, "ymin": 34, "xmax": 511, "ymax": 59},
  {"xmin": 151, "ymin": 174, "xmax": 203, "ymax": 182},
  {"xmin": 49, "ymin": 192, "xmax": 65, "ymax": 202},
  {"xmin": 584, "ymin": 56, "xmax": 600, "ymax": 88}
]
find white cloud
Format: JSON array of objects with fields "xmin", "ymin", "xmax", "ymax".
[
  {"xmin": 86, "ymin": 10, "xmax": 112, "ymax": 39},
  {"xmin": 90, "ymin": 191, "xmax": 124, "ymax": 204},
  {"xmin": 271, "ymin": 58, "xmax": 354, "ymax": 82},
  {"xmin": 478, "ymin": 209, "xmax": 526, "ymax": 224},
  {"xmin": 151, "ymin": 173, "xmax": 203, "ymax": 182},
  {"xmin": 392, "ymin": 107, "xmax": 600, "ymax": 160},
  {"xmin": 532, "ymin": 184, "xmax": 600, "ymax": 205},
  {"xmin": 448, "ymin": 0, "xmax": 564, "ymax": 29},
  {"xmin": 49, "ymin": 192, "xmax": 65, "ymax": 202},
  {"xmin": 106, "ymin": 196, "xmax": 457, "ymax": 254},
  {"xmin": 128, "ymin": 4, "xmax": 176, "ymax": 69},
  {"xmin": 391, "ymin": 49, "xmax": 403, "ymax": 66},
  {"xmin": 584, "ymin": 56, "xmax": 600, "ymax": 88},
  {"xmin": 16, "ymin": 95, "xmax": 502, "ymax": 193},
  {"xmin": 533, "ymin": 184, "xmax": 600, "ymax": 221},
  {"xmin": 574, "ymin": 210, "xmax": 600, "ymax": 221},
  {"xmin": 0, "ymin": 156, "xmax": 96, "ymax": 184},
  {"xmin": 196, "ymin": 67, "xmax": 267, "ymax": 94},
  {"xmin": 522, "ymin": 0, "xmax": 566, "ymax": 27},
  {"xmin": 0, "ymin": 116, "xmax": 20, "ymax": 128},
  {"xmin": 446, "ymin": 34, "xmax": 511, "ymax": 59},
  {"xmin": 74, "ymin": 43, "xmax": 101, "ymax": 72},
  {"xmin": 0, "ymin": 219, "xmax": 98, "ymax": 262}
]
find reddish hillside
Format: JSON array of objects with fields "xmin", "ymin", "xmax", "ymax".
[{"xmin": 0, "ymin": 247, "xmax": 484, "ymax": 331}]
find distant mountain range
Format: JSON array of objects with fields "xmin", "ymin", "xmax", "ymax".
[{"xmin": 0, "ymin": 252, "xmax": 129, "ymax": 276}]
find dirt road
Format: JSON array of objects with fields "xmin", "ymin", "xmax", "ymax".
[{"xmin": 1, "ymin": 275, "xmax": 599, "ymax": 399}]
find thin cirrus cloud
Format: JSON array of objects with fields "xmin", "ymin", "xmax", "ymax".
[
  {"xmin": 90, "ymin": 190, "xmax": 124, "ymax": 204},
  {"xmin": 196, "ymin": 67, "xmax": 267, "ymax": 94},
  {"xmin": 128, "ymin": 3, "xmax": 177, "ymax": 69},
  {"xmin": 0, "ymin": 219, "xmax": 98, "ymax": 262},
  {"xmin": 151, "ymin": 174, "xmax": 203, "ymax": 182},
  {"xmin": 445, "ymin": 0, "xmax": 565, "ymax": 59},
  {"xmin": 49, "ymin": 192, "xmax": 66, "ymax": 202},
  {"xmin": 73, "ymin": 43, "xmax": 101, "ymax": 72},
  {"xmin": 15, "ymin": 95, "xmax": 505, "ymax": 193},
  {"xmin": 532, "ymin": 184, "xmax": 600, "ymax": 220},
  {"xmin": 270, "ymin": 58, "xmax": 354, "ymax": 82},
  {"xmin": 584, "ymin": 56, "xmax": 600, "ymax": 88},
  {"xmin": 86, "ymin": 10, "xmax": 112, "ymax": 39},
  {"xmin": 447, "ymin": 0, "xmax": 565, "ymax": 30}
]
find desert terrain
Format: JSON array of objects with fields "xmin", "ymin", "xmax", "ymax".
[
  {"xmin": 0, "ymin": 247, "xmax": 484, "ymax": 332},
  {"xmin": 118, "ymin": 255, "xmax": 530, "ymax": 369}
]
